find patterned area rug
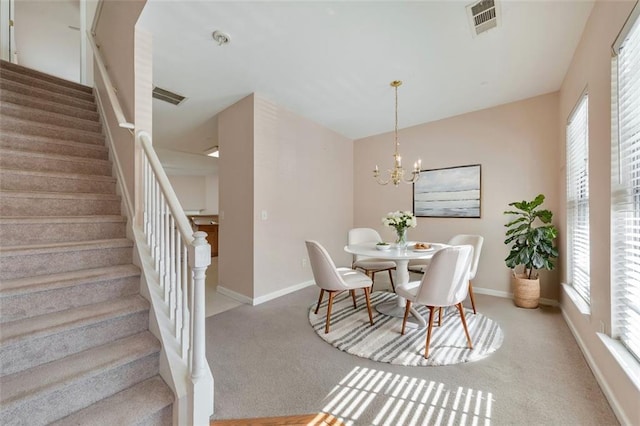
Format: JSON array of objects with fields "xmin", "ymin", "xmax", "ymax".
[{"xmin": 309, "ymin": 291, "xmax": 504, "ymax": 366}]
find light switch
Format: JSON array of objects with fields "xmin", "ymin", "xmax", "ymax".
[{"xmin": 261, "ymin": 210, "xmax": 268, "ymax": 220}]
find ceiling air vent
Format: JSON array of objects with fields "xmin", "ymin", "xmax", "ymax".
[
  {"xmin": 152, "ymin": 86, "xmax": 187, "ymax": 106},
  {"xmin": 466, "ymin": 0, "xmax": 500, "ymax": 37}
]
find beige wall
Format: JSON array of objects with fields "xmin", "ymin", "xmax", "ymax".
[
  {"xmin": 558, "ymin": 1, "xmax": 639, "ymax": 424},
  {"xmin": 217, "ymin": 94, "xmax": 354, "ymax": 301},
  {"xmin": 354, "ymin": 92, "xmax": 561, "ymax": 300},
  {"xmin": 166, "ymin": 174, "xmax": 218, "ymax": 214},
  {"xmin": 94, "ymin": 0, "xmax": 146, "ymax": 207},
  {"xmin": 253, "ymin": 95, "xmax": 354, "ymax": 299},
  {"xmin": 218, "ymin": 94, "xmax": 255, "ymax": 299}
]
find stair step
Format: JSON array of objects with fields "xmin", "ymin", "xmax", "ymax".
[
  {"xmin": 0, "ymin": 215, "xmax": 125, "ymax": 246},
  {"xmin": 50, "ymin": 376, "xmax": 173, "ymax": 426},
  {"xmin": 1, "ymin": 116, "xmax": 104, "ymax": 145},
  {"xmin": 0, "ymin": 148, "xmax": 112, "ymax": 176},
  {"xmin": 0, "ymin": 78, "xmax": 96, "ymax": 112},
  {"xmin": 0, "ymin": 265, "xmax": 140, "ymax": 323},
  {"xmin": 0, "ymin": 89, "xmax": 100, "ymax": 122},
  {"xmin": 0, "ymin": 146, "xmax": 111, "ymax": 175},
  {"xmin": 1, "ymin": 60, "xmax": 93, "ymax": 95},
  {"xmin": 0, "ymin": 131, "xmax": 109, "ymax": 160},
  {"xmin": 0, "ymin": 169, "xmax": 116, "ymax": 194},
  {"xmin": 1, "ymin": 103, "xmax": 102, "ymax": 134},
  {"xmin": 0, "ymin": 67, "xmax": 94, "ymax": 102},
  {"xmin": 0, "ymin": 191, "xmax": 121, "ymax": 216},
  {"xmin": 0, "ymin": 332, "xmax": 161, "ymax": 425},
  {"xmin": 0, "ymin": 295, "xmax": 149, "ymax": 376},
  {"xmin": 0, "ymin": 238, "xmax": 133, "ymax": 280}
]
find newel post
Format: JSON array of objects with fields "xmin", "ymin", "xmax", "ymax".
[{"xmin": 188, "ymin": 231, "xmax": 213, "ymax": 424}]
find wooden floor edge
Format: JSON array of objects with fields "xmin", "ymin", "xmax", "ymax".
[{"xmin": 210, "ymin": 412, "xmax": 345, "ymax": 426}]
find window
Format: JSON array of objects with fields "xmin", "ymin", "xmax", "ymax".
[
  {"xmin": 612, "ymin": 4, "xmax": 640, "ymax": 361},
  {"xmin": 566, "ymin": 94, "xmax": 590, "ymax": 305}
]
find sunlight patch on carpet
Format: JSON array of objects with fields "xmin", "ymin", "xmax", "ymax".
[
  {"xmin": 320, "ymin": 366, "xmax": 494, "ymax": 426},
  {"xmin": 309, "ymin": 291, "xmax": 503, "ymax": 366}
]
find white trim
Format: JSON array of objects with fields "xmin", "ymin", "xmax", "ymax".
[
  {"xmin": 473, "ymin": 287, "xmax": 559, "ymax": 307},
  {"xmin": 598, "ymin": 333, "xmax": 640, "ymax": 392},
  {"xmin": 217, "ymin": 280, "xmax": 316, "ymax": 306},
  {"xmin": 252, "ymin": 280, "xmax": 316, "ymax": 306},
  {"xmin": 216, "ymin": 286, "xmax": 252, "ymax": 305},
  {"xmin": 562, "ymin": 282, "xmax": 591, "ymax": 315},
  {"xmin": 613, "ymin": 0, "xmax": 640, "ymax": 54},
  {"xmin": 561, "ymin": 306, "xmax": 632, "ymax": 426}
]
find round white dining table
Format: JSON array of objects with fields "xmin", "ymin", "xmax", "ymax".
[{"xmin": 344, "ymin": 241, "xmax": 447, "ymax": 328}]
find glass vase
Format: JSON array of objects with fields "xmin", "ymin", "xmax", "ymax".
[{"xmin": 395, "ymin": 228, "xmax": 408, "ymax": 249}]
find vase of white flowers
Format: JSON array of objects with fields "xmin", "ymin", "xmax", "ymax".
[{"xmin": 382, "ymin": 211, "xmax": 417, "ymax": 249}]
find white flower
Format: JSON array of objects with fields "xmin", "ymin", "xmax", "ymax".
[{"xmin": 382, "ymin": 210, "xmax": 417, "ymax": 231}]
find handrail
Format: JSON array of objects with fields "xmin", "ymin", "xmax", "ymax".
[{"xmin": 87, "ymin": 31, "xmax": 134, "ymax": 130}]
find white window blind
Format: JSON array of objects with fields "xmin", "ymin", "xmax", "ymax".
[
  {"xmin": 566, "ymin": 94, "xmax": 590, "ymax": 304},
  {"xmin": 612, "ymin": 6, "xmax": 640, "ymax": 362}
]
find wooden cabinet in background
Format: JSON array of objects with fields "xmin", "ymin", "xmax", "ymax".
[{"xmin": 189, "ymin": 216, "xmax": 219, "ymax": 257}]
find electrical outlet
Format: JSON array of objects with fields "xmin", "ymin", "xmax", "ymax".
[{"xmin": 302, "ymin": 258, "xmax": 308, "ymax": 268}]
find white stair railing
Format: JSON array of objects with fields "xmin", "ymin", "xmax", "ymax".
[
  {"xmin": 88, "ymin": 28, "xmax": 213, "ymax": 425},
  {"xmin": 138, "ymin": 130, "xmax": 213, "ymax": 425}
]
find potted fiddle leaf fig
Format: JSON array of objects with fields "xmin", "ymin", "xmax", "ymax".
[{"xmin": 504, "ymin": 194, "xmax": 558, "ymax": 308}]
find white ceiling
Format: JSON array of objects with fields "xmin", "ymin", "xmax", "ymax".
[{"xmin": 138, "ymin": 0, "xmax": 594, "ymax": 149}]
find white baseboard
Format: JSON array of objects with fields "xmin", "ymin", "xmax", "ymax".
[
  {"xmin": 216, "ymin": 286, "xmax": 252, "ymax": 305},
  {"xmin": 217, "ymin": 280, "xmax": 316, "ymax": 306},
  {"xmin": 473, "ymin": 287, "xmax": 559, "ymax": 307},
  {"xmin": 560, "ymin": 300, "xmax": 631, "ymax": 426}
]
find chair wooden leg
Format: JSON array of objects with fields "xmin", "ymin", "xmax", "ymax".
[
  {"xmin": 368, "ymin": 271, "xmax": 375, "ymax": 292},
  {"xmin": 468, "ymin": 280, "xmax": 477, "ymax": 314},
  {"xmin": 325, "ymin": 291, "xmax": 336, "ymax": 334},
  {"xmin": 315, "ymin": 289, "xmax": 325, "ymax": 314},
  {"xmin": 401, "ymin": 300, "xmax": 412, "ymax": 335},
  {"xmin": 438, "ymin": 307, "xmax": 442, "ymax": 326},
  {"xmin": 456, "ymin": 303, "xmax": 473, "ymax": 349},
  {"xmin": 388, "ymin": 269, "xmax": 395, "ymax": 292},
  {"xmin": 364, "ymin": 287, "xmax": 373, "ymax": 325},
  {"xmin": 350, "ymin": 289, "xmax": 357, "ymax": 309},
  {"xmin": 425, "ymin": 306, "xmax": 436, "ymax": 359}
]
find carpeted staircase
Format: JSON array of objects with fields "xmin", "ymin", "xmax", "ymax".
[{"xmin": 0, "ymin": 60, "xmax": 174, "ymax": 425}]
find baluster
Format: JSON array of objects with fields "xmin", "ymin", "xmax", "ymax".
[
  {"xmin": 163, "ymin": 199, "xmax": 170, "ymax": 304},
  {"xmin": 174, "ymin": 229, "xmax": 183, "ymax": 339},
  {"xmin": 181, "ymin": 243, "xmax": 189, "ymax": 359},
  {"xmin": 144, "ymin": 158, "xmax": 151, "ymax": 247},
  {"xmin": 154, "ymin": 179, "xmax": 161, "ymax": 272},
  {"xmin": 169, "ymin": 215, "xmax": 176, "ymax": 321}
]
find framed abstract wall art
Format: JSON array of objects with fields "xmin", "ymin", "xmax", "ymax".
[{"xmin": 413, "ymin": 164, "xmax": 481, "ymax": 218}]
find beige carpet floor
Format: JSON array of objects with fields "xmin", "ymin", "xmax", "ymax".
[
  {"xmin": 205, "ymin": 257, "xmax": 242, "ymax": 317},
  {"xmin": 205, "ymin": 273, "xmax": 618, "ymax": 425}
]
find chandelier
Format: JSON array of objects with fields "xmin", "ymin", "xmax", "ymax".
[{"xmin": 373, "ymin": 80, "xmax": 421, "ymax": 186}]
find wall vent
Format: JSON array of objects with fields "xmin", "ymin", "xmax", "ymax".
[
  {"xmin": 152, "ymin": 86, "xmax": 187, "ymax": 106},
  {"xmin": 466, "ymin": 0, "xmax": 500, "ymax": 37}
]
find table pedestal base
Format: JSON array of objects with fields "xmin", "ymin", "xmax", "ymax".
[{"xmin": 376, "ymin": 297, "xmax": 426, "ymax": 329}]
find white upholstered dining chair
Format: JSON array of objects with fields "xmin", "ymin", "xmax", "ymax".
[
  {"xmin": 348, "ymin": 228, "xmax": 396, "ymax": 292},
  {"xmin": 305, "ymin": 240, "xmax": 374, "ymax": 334},
  {"xmin": 397, "ymin": 245, "xmax": 474, "ymax": 359},
  {"xmin": 408, "ymin": 234, "xmax": 483, "ymax": 314}
]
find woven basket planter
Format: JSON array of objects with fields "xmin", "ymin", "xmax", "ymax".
[{"xmin": 512, "ymin": 273, "xmax": 540, "ymax": 308}]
